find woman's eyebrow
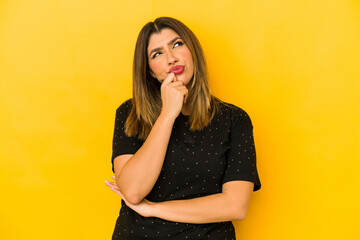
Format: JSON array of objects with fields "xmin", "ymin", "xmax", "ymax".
[{"xmin": 148, "ymin": 37, "xmax": 182, "ymax": 56}]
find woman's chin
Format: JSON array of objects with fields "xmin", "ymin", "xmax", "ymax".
[{"xmin": 177, "ymin": 77, "xmax": 189, "ymax": 86}]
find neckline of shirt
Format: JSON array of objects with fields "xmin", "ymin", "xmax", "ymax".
[{"xmin": 179, "ymin": 112, "xmax": 189, "ymax": 119}]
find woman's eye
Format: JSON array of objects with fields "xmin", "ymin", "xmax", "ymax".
[
  {"xmin": 173, "ymin": 41, "xmax": 184, "ymax": 48},
  {"xmin": 152, "ymin": 52, "xmax": 160, "ymax": 58}
]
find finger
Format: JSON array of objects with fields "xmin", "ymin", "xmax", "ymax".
[
  {"xmin": 105, "ymin": 180, "xmax": 115, "ymax": 184},
  {"xmin": 112, "ymin": 175, "xmax": 116, "ymax": 180},
  {"xmin": 162, "ymin": 72, "xmax": 176, "ymax": 86},
  {"xmin": 174, "ymin": 84, "xmax": 187, "ymax": 89},
  {"xmin": 169, "ymin": 81, "xmax": 184, "ymax": 87},
  {"xmin": 108, "ymin": 185, "xmax": 131, "ymax": 205},
  {"xmin": 109, "ymin": 185, "xmax": 125, "ymax": 198},
  {"xmin": 105, "ymin": 181, "xmax": 120, "ymax": 191},
  {"xmin": 110, "ymin": 187, "xmax": 123, "ymax": 197},
  {"xmin": 114, "ymin": 191, "xmax": 131, "ymax": 206},
  {"xmin": 105, "ymin": 180, "xmax": 117, "ymax": 187},
  {"xmin": 175, "ymin": 86, "xmax": 188, "ymax": 94}
]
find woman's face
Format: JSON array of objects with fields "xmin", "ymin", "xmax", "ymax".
[{"xmin": 147, "ymin": 28, "xmax": 194, "ymax": 86}]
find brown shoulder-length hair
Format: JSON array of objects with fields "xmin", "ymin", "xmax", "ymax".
[{"xmin": 125, "ymin": 16, "xmax": 218, "ymax": 140}]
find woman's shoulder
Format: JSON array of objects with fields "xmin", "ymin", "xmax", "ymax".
[
  {"xmin": 213, "ymin": 97, "xmax": 253, "ymax": 126},
  {"xmin": 114, "ymin": 98, "xmax": 134, "ymax": 120},
  {"xmin": 214, "ymin": 97, "xmax": 250, "ymax": 116},
  {"xmin": 116, "ymin": 98, "xmax": 133, "ymax": 112}
]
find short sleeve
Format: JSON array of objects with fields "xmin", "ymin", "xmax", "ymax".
[
  {"xmin": 111, "ymin": 99, "xmax": 143, "ymax": 173},
  {"xmin": 222, "ymin": 107, "xmax": 261, "ymax": 191}
]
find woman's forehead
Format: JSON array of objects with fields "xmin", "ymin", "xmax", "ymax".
[{"xmin": 147, "ymin": 28, "xmax": 180, "ymax": 53}]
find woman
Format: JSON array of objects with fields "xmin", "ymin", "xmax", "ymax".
[{"xmin": 105, "ymin": 17, "xmax": 261, "ymax": 239}]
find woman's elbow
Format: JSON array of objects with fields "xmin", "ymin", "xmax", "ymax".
[
  {"xmin": 233, "ymin": 209, "xmax": 247, "ymax": 221},
  {"xmin": 117, "ymin": 181, "xmax": 143, "ymax": 205},
  {"xmin": 123, "ymin": 193, "xmax": 143, "ymax": 205},
  {"xmin": 120, "ymin": 187, "xmax": 144, "ymax": 205},
  {"xmin": 231, "ymin": 202, "xmax": 249, "ymax": 221},
  {"xmin": 229, "ymin": 196, "xmax": 252, "ymax": 220}
]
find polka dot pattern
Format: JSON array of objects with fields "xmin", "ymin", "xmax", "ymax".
[{"xmin": 110, "ymin": 98, "xmax": 261, "ymax": 239}]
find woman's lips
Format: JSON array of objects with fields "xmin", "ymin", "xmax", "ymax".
[{"xmin": 169, "ymin": 65, "xmax": 185, "ymax": 74}]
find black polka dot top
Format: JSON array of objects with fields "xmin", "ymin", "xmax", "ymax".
[{"xmin": 111, "ymin": 98, "xmax": 261, "ymax": 240}]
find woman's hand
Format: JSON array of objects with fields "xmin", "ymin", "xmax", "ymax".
[
  {"xmin": 160, "ymin": 72, "xmax": 188, "ymax": 119},
  {"xmin": 105, "ymin": 176, "xmax": 155, "ymax": 218}
]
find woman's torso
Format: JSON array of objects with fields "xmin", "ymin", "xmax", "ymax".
[{"xmin": 111, "ymin": 98, "xmax": 260, "ymax": 239}]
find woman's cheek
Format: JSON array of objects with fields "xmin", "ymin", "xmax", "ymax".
[{"xmin": 149, "ymin": 63, "xmax": 162, "ymax": 79}]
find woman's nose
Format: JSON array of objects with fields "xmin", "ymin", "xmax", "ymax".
[{"xmin": 167, "ymin": 51, "xmax": 178, "ymax": 65}]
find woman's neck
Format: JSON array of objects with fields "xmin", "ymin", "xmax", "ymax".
[{"xmin": 181, "ymin": 105, "xmax": 190, "ymax": 116}]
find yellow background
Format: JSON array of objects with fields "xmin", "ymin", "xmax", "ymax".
[{"xmin": 1, "ymin": 0, "xmax": 359, "ymax": 239}]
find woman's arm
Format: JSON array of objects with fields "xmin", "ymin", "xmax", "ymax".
[
  {"xmin": 114, "ymin": 113, "xmax": 175, "ymax": 205},
  {"xmin": 106, "ymin": 179, "xmax": 254, "ymax": 224},
  {"xmin": 150, "ymin": 181, "xmax": 254, "ymax": 223},
  {"xmin": 115, "ymin": 73, "xmax": 188, "ymax": 205}
]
